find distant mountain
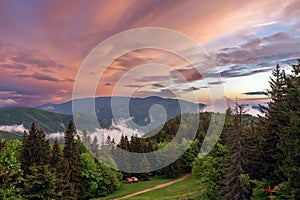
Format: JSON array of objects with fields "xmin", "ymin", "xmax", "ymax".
[
  {"xmin": 0, "ymin": 97, "xmax": 205, "ymax": 137},
  {"xmin": 0, "ymin": 108, "xmax": 108, "ymax": 133},
  {"xmin": 0, "ymin": 108, "xmax": 72, "ymax": 133},
  {"xmin": 37, "ymin": 96, "xmax": 206, "ymax": 132},
  {"xmin": 0, "ymin": 130, "xmax": 23, "ymax": 141}
]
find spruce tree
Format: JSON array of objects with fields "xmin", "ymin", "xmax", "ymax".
[
  {"xmin": 139, "ymin": 155, "xmax": 151, "ymax": 181},
  {"xmin": 20, "ymin": 123, "xmax": 51, "ymax": 173},
  {"xmin": 49, "ymin": 139, "xmax": 64, "ymax": 198},
  {"xmin": 81, "ymin": 129, "xmax": 91, "ymax": 151},
  {"xmin": 259, "ymin": 64, "xmax": 287, "ymax": 184},
  {"xmin": 115, "ymin": 134, "xmax": 131, "ymax": 174},
  {"xmin": 62, "ymin": 121, "xmax": 84, "ymax": 199},
  {"xmin": 221, "ymin": 103, "xmax": 258, "ymax": 200},
  {"xmin": 23, "ymin": 165, "xmax": 56, "ymax": 200},
  {"xmin": 165, "ymin": 158, "xmax": 181, "ymax": 178},
  {"xmin": 50, "ymin": 139, "xmax": 62, "ymax": 169},
  {"xmin": 278, "ymin": 60, "xmax": 300, "ymax": 198},
  {"xmin": 90, "ymin": 136, "xmax": 100, "ymax": 159},
  {"xmin": 164, "ymin": 142, "xmax": 181, "ymax": 178},
  {"xmin": 20, "ymin": 123, "xmax": 56, "ymax": 199}
]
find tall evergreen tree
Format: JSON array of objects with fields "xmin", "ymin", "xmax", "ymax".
[
  {"xmin": 259, "ymin": 64, "xmax": 287, "ymax": 184},
  {"xmin": 221, "ymin": 104, "xmax": 257, "ymax": 200},
  {"xmin": 90, "ymin": 136, "xmax": 100, "ymax": 159},
  {"xmin": 49, "ymin": 139, "xmax": 64, "ymax": 198},
  {"xmin": 81, "ymin": 129, "xmax": 91, "ymax": 151},
  {"xmin": 20, "ymin": 123, "xmax": 55, "ymax": 199},
  {"xmin": 20, "ymin": 123, "xmax": 51, "ymax": 173},
  {"xmin": 192, "ymin": 143, "xmax": 228, "ymax": 200},
  {"xmin": 22, "ymin": 165, "xmax": 56, "ymax": 200},
  {"xmin": 115, "ymin": 134, "xmax": 131, "ymax": 174},
  {"xmin": 50, "ymin": 139, "xmax": 62, "ymax": 169},
  {"xmin": 277, "ymin": 60, "xmax": 300, "ymax": 198},
  {"xmin": 165, "ymin": 158, "xmax": 181, "ymax": 178},
  {"xmin": 62, "ymin": 121, "xmax": 84, "ymax": 199}
]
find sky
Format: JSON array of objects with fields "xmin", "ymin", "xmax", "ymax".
[{"xmin": 0, "ymin": 0, "xmax": 300, "ymax": 108}]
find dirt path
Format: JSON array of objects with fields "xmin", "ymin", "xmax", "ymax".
[{"xmin": 114, "ymin": 173, "xmax": 191, "ymax": 200}]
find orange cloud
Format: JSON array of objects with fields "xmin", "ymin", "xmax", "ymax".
[{"xmin": 0, "ymin": 0, "xmax": 298, "ymax": 106}]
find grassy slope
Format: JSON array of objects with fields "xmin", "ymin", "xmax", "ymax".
[
  {"xmin": 127, "ymin": 176, "xmax": 200, "ymax": 200},
  {"xmin": 95, "ymin": 175, "xmax": 185, "ymax": 200}
]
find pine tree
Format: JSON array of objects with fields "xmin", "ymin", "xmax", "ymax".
[
  {"xmin": 20, "ymin": 123, "xmax": 54, "ymax": 198},
  {"xmin": 90, "ymin": 136, "xmax": 100, "ymax": 159},
  {"xmin": 62, "ymin": 121, "xmax": 84, "ymax": 199},
  {"xmin": 165, "ymin": 158, "xmax": 181, "ymax": 178},
  {"xmin": 192, "ymin": 143, "xmax": 228, "ymax": 200},
  {"xmin": 163, "ymin": 142, "xmax": 181, "ymax": 178},
  {"xmin": 49, "ymin": 139, "xmax": 64, "ymax": 198},
  {"xmin": 100, "ymin": 135, "xmax": 114, "ymax": 159},
  {"xmin": 50, "ymin": 139, "xmax": 62, "ymax": 169},
  {"xmin": 81, "ymin": 129, "xmax": 91, "ymax": 151},
  {"xmin": 277, "ymin": 60, "xmax": 300, "ymax": 198},
  {"xmin": 139, "ymin": 155, "xmax": 151, "ymax": 181},
  {"xmin": 221, "ymin": 103, "xmax": 258, "ymax": 200},
  {"xmin": 115, "ymin": 135, "xmax": 131, "ymax": 174},
  {"xmin": 259, "ymin": 64, "xmax": 287, "ymax": 184},
  {"xmin": 23, "ymin": 165, "xmax": 56, "ymax": 200},
  {"xmin": 20, "ymin": 123, "xmax": 51, "ymax": 173}
]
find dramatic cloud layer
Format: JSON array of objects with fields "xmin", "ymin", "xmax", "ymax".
[{"xmin": 0, "ymin": 0, "xmax": 299, "ymax": 106}]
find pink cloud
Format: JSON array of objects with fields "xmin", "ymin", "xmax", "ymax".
[
  {"xmin": 0, "ymin": 0, "xmax": 299, "ymax": 106},
  {"xmin": 0, "ymin": 99, "xmax": 18, "ymax": 108}
]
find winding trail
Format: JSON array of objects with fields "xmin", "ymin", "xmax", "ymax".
[{"xmin": 114, "ymin": 173, "xmax": 191, "ymax": 200}]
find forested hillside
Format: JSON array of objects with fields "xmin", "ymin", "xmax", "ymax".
[
  {"xmin": 0, "ymin": 108, "xmax": 109, "ymax": 133},
  {"xmin": 0, "ymin": 61, "xmax": 299, "ymax": 199},
  {"xmin": 37, "ymin": 96, "xmax": 205, "ymax": 131},
  {"xmin": 0, "ymin": 108, "xmax": 72, "ymax": 133},
  {"xmin": 0, "ymin": 121, "xmax": 121, "ymax": 199},
  {"xmin": 0, "ymin": 131, "xmax": 23, "ymax": 141}
]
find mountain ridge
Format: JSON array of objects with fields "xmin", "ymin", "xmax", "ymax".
[{"xmin": 37, "ymin": 96, "xmax": 206, "ymax": 132}]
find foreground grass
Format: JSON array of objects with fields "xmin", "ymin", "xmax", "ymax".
[
  {"xmin": 95, "ymin": 175, "xmax": 185, "ymax": 200},
  {"xmin": 126, "ymin": 175, "xmax": 200, "ymax": 200}
]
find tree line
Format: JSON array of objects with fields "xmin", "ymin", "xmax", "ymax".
[
  {"xmin": 1, "ymin": 60, "xmax": 299, "ymax": 199},
  {"xmin": 0, "ymin": 121, "xmax": 121, "ymax": 200},
  {"xmin": 192, "ymin": 60, "xmax": 300, "ymax": 199}
]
